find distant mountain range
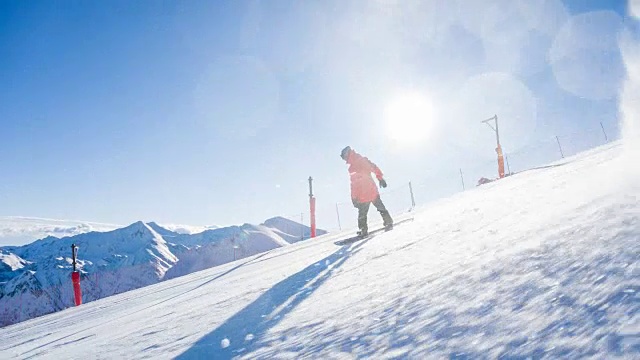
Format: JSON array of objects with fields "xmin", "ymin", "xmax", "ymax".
[
  {"xmin": 0, "ymin": 216, "xmax": 226, "ymax": 246},
  {"xmin": 0, "ymin": 216, "xmax": 121, "ymax": 246},
  {"xmin": 0, "ymin": 217, "xmax": 325, "ymax": 327}
]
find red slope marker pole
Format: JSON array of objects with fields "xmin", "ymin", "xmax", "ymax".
[
  {"xmin": 71, "ymin": 244, "xmax": 82, "ymax": 306},
  {"xmin": 309, "ymin": 176, "xmax": 316, "ymax": 238}
]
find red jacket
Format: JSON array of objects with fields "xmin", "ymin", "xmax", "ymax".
[{"xmin": 346, "ymin": 150, "xmax": 384, "ymax": 203}]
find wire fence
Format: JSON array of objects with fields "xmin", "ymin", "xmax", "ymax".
[{"xmin": 284, "ymin": 122, "xmax": 616, "ymax": 233}]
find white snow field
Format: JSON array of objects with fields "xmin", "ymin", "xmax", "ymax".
[{"xmin": 1, "ymin": 142, "xmax": 638, "ymax": 359}]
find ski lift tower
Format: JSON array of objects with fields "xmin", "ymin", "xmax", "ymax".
[{"xmin": 482, "ymin": 115, "xmax": 505, "ymax": 179}]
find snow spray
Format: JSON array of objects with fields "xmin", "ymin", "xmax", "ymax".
[{"xmin": 620, "ymin": 1, "xmax": 640, "ymax": 179}]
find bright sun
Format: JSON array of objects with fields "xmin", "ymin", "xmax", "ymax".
[{"xmin": 384, "ymin": 92, "xmax": 434, "ymax": 145}]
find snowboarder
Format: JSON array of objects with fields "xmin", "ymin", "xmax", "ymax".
[{"xmin": 340, "ymin": 146, "xmax": 393, "ymax": 236}]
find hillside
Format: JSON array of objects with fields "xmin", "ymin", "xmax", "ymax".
[{"xmin": 1, "ymin": 142, "xmax": 637, "ymax": 358}]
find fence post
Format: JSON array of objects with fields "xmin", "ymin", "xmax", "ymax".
[
  {"xmin": 459, "ymin": 168, "xmax": 465, "ymax": 191},
  {"xmin": 600, "ymin": 122, "xmax": 608, "ymax": 142},
  {"xmin": 555, "ymin": 136, "xmax": 565, "ymax": 158},
  {"xmin": 408, "ymin": 181, "xmax": 416, "ymax": 210},
  {"xmin": 308, "ymin": 176, "xmax": 316, "ymax": 238},
  {"xmin": 505, "ymin": 154, "xmax": 511, "ymax": 175},
  {"xmin": 335, "ymin": 203, "xmax": 342, "ymax": 230}
]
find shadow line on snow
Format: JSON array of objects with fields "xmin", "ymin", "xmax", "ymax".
[
  {"xmin": 170, "ymin": 252, "xmax": 273, "ymax": 299},
  {"xmin": 520, "ymin": 161, "xmax": 570, "ymax": 173},
  {"xmin": 266, "ymin": 235, "xmax": 639, "ymax": 359},
  {"xmin": 175, "ymin": 239, "xmax": 369, "ymax": 359}
]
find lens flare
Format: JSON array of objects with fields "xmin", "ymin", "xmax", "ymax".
[{"xmin": 384, "ymin": 92, "xmax": 434, "ymax": 146}]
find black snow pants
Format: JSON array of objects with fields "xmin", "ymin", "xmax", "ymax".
[{"xmin": 353, "ymin": 196, "xmax": 393, "ymax": 233}]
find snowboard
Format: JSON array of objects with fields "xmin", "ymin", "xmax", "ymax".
[{"xmin": 334, "ymin": 217, "xmax": 414, "ymax": 246}]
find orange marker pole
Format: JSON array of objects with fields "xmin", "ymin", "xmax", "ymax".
[{"xmin": 497, "ymin": 145, "xmax": 505, "ymax": 179}]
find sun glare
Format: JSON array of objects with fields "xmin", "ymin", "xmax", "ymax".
[{"xmin": 384, "ymin": 92, "xmax": 434, "ymax": 145}]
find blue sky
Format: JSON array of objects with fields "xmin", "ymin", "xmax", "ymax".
[{"xmin": 0, "ymin": 0, "xmax": 634, "ymax": 230}]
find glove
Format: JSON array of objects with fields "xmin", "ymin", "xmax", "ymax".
[{"xmin": 379, "ymin": 179, "xmax": 387, "ymax": 188}]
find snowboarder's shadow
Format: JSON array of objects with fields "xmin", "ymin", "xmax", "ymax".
[{"xmin": 175, "ymin": 241, "xmax": 367, "ymax": 359}]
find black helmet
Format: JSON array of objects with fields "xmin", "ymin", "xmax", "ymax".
[{"xmin": 340, "ymin": 146, "xmax": 351, "ymax": 159}]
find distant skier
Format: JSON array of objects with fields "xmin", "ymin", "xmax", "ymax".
[{"xmin": 340, "ymin": 146, "xmax": 393, "ymax": 236}]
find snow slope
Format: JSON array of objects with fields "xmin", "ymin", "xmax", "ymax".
[{"xmin": 0, "ymin": 141, "xmax": 637, "ymax": 359}]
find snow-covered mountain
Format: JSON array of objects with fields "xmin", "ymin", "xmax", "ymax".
[
  {"xmin": 152, "ymin": 223, "xmax": 221, "ymax": 235},
  {"xmin": 262, "ymin": 216, "xmax": 327, "ymax": 243},
  {"xmin": 161, "ymin": 220, "xmax": 325, "ymax": 280},
  {"xmin": 0, "ymin": 218, "xmax": 322, "ymax": 327},
  {"xmin": 1, "ymin": 141, "xmax": 637, "ymax": 359}
]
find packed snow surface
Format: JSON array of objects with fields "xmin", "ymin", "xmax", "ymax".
[{"xmin": 0, "ymin": 142, "xmax": 638, "ymax": 359}]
